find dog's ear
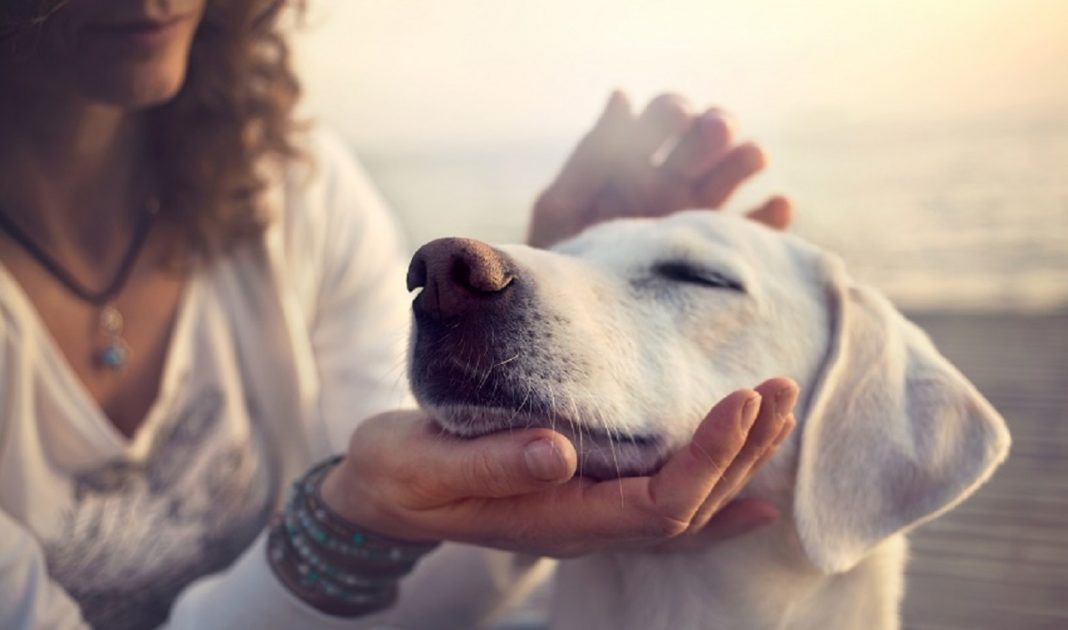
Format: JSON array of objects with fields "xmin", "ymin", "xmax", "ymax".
[{"xmin": 793, "ymin": 257, "xmax": 1011, "ymax": 574}]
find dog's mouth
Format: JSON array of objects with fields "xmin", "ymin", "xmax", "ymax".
[
  {"xmin": 409, "ymin": 302, "xmax": 667, "ymax": 479},
  {"xmin": 421, "ymin": 400, "xmax": 666, "ymax": 481}
]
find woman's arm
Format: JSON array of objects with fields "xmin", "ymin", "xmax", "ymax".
[{"xmin": 247, "ymin": 129, "xmax": 556, "ymax": 626}]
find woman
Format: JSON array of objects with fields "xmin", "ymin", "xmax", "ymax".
[{"xmin": 0, "ymin": 1, "xmax": 798, "ymax": 628}]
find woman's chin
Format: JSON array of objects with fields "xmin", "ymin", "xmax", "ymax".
[{"xmin": 75, "ymin": 62, "xmax": 190, "ymax": 110}]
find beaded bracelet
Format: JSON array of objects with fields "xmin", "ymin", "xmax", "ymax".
[{"xmin": 267, "ymin": 456, "xmax": 440, "ymax": 617}]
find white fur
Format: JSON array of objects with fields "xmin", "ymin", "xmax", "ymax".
[{"xmin": 410, "ymin": 211, "xmax": 1011, "ymax": 630}]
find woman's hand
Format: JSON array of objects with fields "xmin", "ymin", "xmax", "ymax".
[
  {"xmin": 319, "ymin": 378, "xmax": 798, "ymax": 558},
  {"xmin": 528, "ymin": 92, "xmax": 793, "ymax": 249}
]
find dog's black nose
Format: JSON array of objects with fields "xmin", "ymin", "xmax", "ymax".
[{"xmin": 407, "ymin": 237, "xmax": 516, "ymax": 320}]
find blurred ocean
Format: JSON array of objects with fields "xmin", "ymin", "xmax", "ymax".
[{"xmin": 356, "ymin": 117, "xmax": 1068, "ymax": 313}]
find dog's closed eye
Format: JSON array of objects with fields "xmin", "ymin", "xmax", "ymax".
[{"xmin": 653, "ymin": 261, "xmax": 745, "ymax": 292}]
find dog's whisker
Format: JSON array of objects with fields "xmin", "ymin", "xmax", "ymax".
[
  {"xmin": 592, "ymin": 400, "xmax": 626, "ymax": 503},
  {"xmin": 509, "ymin": 380, "xmax": 534, "ymax": 426},
  {"xmin": 583, "ymin": 394, "xmax": 627, "ymax": 504}
]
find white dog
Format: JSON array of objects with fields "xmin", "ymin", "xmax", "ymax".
[{"xmin": 406, "ymin": 211, "xmax": 1011, "ymax": 630}]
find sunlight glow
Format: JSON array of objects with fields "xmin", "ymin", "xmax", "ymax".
[{"xmin": 294, "ymin": 0, "xmax": 1068, "ymax": 148}]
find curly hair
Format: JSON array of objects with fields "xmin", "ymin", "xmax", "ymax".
[{"xmin": 1, "ymin": 0, "xmax": 306, "ymax": 263}]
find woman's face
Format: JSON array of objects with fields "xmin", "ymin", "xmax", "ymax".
[{"xmin": 4, "ymin": 0, "xmax": 207, "ymax": 109}]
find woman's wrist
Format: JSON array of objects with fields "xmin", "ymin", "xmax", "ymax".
[
  {"xmin": 320, "ymin": 449, "xmax": 445, "ymax": 545},
  {"xmin": 318, "ymin": 457, "xmax": 385, "ymax": 534},
  {"xmin": 267, "ymin": 456, "xmax": 440, "ymax": 617}
]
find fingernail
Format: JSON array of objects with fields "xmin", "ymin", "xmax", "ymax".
[
  {"xmin": 698, "ymin": 111, "xmax": 733, "ymax": 142},
  {"xmin": 738, "ymin": 142, "xmax": 768, "ymax": 170},
  {"xmin": 776, "ymin": 385, "xmax": 800, "ymax": 418},
  {"xmin": 525, "ymin": 439, "xmax": 567, "ymax": 482},
  {"xmin": 703, "ymin": 107, "xmax": 736, "ymax": 126},
  {"xmin": 649, "ymin": 97, "xmax": 689, "ymax": 131},
  {"xmin": 741, "ymin": 394, "xmax": 762, "ymax": 430}
]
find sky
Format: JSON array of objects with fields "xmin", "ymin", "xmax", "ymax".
[
  {"xmin": 288, "ymin": 1, "xmax": 1068, "ymax": 312},
  {"xmin": 292, "ymin": 0, "xmax": 1068, "ymax": 150}
]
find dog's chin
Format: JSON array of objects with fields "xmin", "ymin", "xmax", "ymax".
[{"xmin": 425, "ymin": 403, "xmax": 666, "ymax": 481}]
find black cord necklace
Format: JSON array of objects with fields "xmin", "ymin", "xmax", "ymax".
[{"xmin": 0, "ymin": 198, "xmax": 160, "ymax": 371}]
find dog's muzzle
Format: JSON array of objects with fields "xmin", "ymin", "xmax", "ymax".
[
  {"xmin": 406, "ymin": 238, "xmax": 666, "ymax": 478},
  {"xmin": 406, "ymin": 237, "xmax": 537, "ymax": 413}
]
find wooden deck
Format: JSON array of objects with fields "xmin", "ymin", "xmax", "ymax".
[{"xmin": 901, "ymin": 310, "xmax": 1068, "ymax": 630}]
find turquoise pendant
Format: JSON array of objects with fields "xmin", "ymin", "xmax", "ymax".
[
  {"xmin": 96, "ymin": 304, "xmax": 129, "ymax": 371},
  {"xmin": 99, "ymin": 342, "xmax": 128, "ymax": 369}
]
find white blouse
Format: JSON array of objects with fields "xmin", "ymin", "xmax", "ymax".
[{"xmin": 0, "ymin": 130, "xmax": 545, "ymax": 629}]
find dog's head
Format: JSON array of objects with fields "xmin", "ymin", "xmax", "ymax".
[{"xmin": 407, "ymin": 210, "xmax": 1009, "ymax": 572}]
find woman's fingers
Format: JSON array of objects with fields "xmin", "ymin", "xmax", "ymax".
[
  {"xmin": 656, "ymin": 498, "xmax": 780, "ymax": 552},
  {"xmin": 660, "ymin": 109, "xmax": 735, "ymax": 180},
  {"xmin": 434, "ymin": 429, "xmax": 577, "ymax": 500},
  {"xmin": 696, "ymin": 498, "xmax": 781, "ymax": 542},
  {"xmin": 603, "ymin": 94, "xmax": 696, "ymax": 218},
  {"xmin": 686, "ymin": 378, "xmax": 798, "ymax": 530},
  {"xmin": 531, "ymin": 92, "xmax": 786, "ymax": 249},
  {"xmin": 536, "ymin": 91, "xmax": 633, "ymax": 211},
  {"xmin": 751, "ymin": 411, "xmax": 796, "ymax": 472},
  {"xmin": 562, "ymin": 381, "xmax": 795, "ymax": 547},
  {"xmin": 616, "ymin": 389, "xmax": 763, "ymax": 531},
  {"xmin": 388, "ymin": 420, "xmax": 579, "ymax": 508},
  {"xmin": 558, "ymin": 91, "xmax": 632, "ymax": 195},
  {"xmin": 448, "ymin": 390, "xmax": 761, "ymax": 552},
  {"xmin": 694, "ymin": 141, "xmax": 767, "ymax": 208},
  {"xmin": 628, "ymin": 94, "xmax": 693, "ymax": 163},
  {"xmin": 747, "ymin": 195, "xmax": 793, "ymax": 230},
  {"xmin": 329, "ymin": 373, "xmax": 800, "ymax": 557},
  {"xmin": 528, "ymin": 92, "xmax": 634, "ymax": 247}
]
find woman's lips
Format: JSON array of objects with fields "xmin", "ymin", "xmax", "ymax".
[{"xmin": 82, "ymin": 16, "xmax": 191, "ymax": 52}]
